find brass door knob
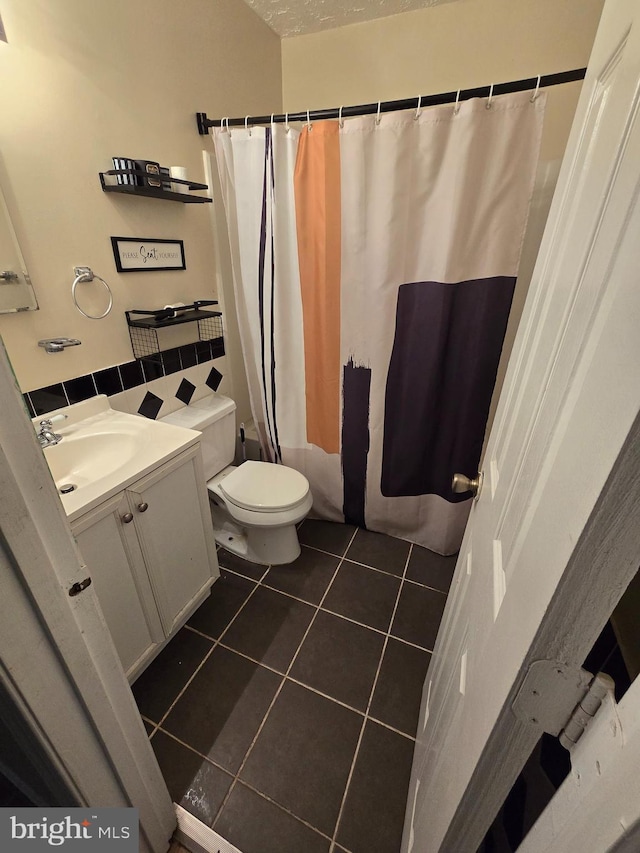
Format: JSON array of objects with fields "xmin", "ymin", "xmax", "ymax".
[
  {"xmin": 121, "ymin": 512, "xmax": 134, "ymax": 524},
  {"xmin": 137, "ymin": 502, "xmax": 149, "ymax": 513},
  {"xmin": 452, "ymin": 472, "xmax": 483, "ymax": 499}
]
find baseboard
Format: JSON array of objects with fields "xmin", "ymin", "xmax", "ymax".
[{"xmin": 174, "ymin": 805, "xmax": 243, "ymax": 853}]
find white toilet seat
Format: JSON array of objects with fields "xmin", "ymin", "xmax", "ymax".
[
  {"xmin": 207, "ymin": 462, "xmax": 312, "ymax": 529},
  {"xmin": 220, "ymin": 460, "xmax": 310, "ymax": 512}
]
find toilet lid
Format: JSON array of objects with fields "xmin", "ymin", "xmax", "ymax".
[{"xmin": 220, "ymin": 461, "xmax": 309, "ymax": 512}]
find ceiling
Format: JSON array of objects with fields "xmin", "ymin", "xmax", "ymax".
[{"xmin": 243, "ymin": 0, "xmax": 453, "ymax": 38}]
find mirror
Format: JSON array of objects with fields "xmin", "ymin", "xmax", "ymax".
[{"xmin": 0, "ymin": 184, "xmax": 38, "ymax": 313}]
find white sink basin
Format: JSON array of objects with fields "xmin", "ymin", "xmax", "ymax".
[
  {"xmin": 34, "ymin": 396, "xmax": 201, "ymax": 521},
  {"xmin": 45, "ymin": 431, "xmax": 141, "ymax": 489}
]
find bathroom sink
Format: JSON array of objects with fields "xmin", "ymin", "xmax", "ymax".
[
  {"xmin": 34, "ymin": 395, "xmax": 201, "ymax": 521},
  {"xmin": 44, "ymin": 431, "xmax": 141, "ymax": 490}
]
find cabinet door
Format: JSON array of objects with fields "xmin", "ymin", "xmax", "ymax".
[
  {"xmin": 127, "ymin": 447, "xmax": 218, "ymax": 636},
  {"xmin": 72, "ymin": 492, "xmax": 164, "ymax": 680}
]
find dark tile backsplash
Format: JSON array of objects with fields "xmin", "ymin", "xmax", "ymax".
[
  {"xmin": 30, "ymin": 383, "xmax": 68, "ymax": 416},
  {"xmin": 162, "ymin": 347, "xmax": 182, "ymax": 375},
  {"xmin": 211, "ymin": 337, "xmax": 225, "ymax": 360},
  {"xmin": 24, "ymin": 337, "xmax": 225, "ymax": 418},
  {"xmin": 176, "ymin": 378, "xmax": 196, "ymax": 405},
  {"xmin": 23, "ymin": 394, "xmax": 36, "ymax": 419},
  {"xmin": 64, "ymin": 374, "xmax": 97, "ymax": 405},
  {"xmin": 119, "ymin": 359, "xmax": 144, "ymax": 390},
  {"xmin": 179, "ymin": 343, "xmax": 198, "ymax": 369},
  {"xmin": 206, "ymin": 366, "xmax": 223, "ymax": 392},
  {"xmin": 138, "ymin": 391, "xmax": 164, "ymax": 421},
  {"xmin": 140, "ymin": 355, "xmax": 164, "ymax": 383},
  {"xmin": 94, "ymin": 365, "xmax": 123, "ymax": 396},
  {"xmin": 195, "ymin": 340, "xmax": 212, "ymax": 363}
]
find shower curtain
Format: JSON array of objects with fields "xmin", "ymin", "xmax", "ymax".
[{"xmin": 213, "ymin": 91, "xmax": 545, "ymax": 555}]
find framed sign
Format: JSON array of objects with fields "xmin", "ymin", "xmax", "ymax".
[{"xmin": 111, "ymin": 236, "xmax": 186, "ymax": 272}]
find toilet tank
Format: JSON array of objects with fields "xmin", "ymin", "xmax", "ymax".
[{"xmin": 160, "ymin": 394, "xmax": 236, "ymax": 480}]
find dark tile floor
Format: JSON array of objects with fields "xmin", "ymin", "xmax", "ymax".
[{"xmin": 133, "ymin": 521, "xmax": 456, "ymax": 853}]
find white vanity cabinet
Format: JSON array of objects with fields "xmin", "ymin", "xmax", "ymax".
[{"xmin": 71, "ymin": 445, "xmax": 218, "ymax": 682}]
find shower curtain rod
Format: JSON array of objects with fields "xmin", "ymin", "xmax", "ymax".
[{"xmin": 196, "ymin": 67, "xmax": 586, "ymax": 134}]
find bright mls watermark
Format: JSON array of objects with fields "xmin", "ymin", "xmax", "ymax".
[{"xmin": 0, "ymin": 808, "xmax": 138, "ymax": 850}]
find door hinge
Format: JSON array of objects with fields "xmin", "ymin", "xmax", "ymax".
[
  {"xmin": 512, "ymin": 660, "xmax": 615, "ymax": 749},
  {"xmin": 558, "ymin": 671, "xmax": 615, "ymax": 750}
]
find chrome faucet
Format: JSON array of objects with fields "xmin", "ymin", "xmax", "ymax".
[{"xmin": 37, "ymin": 418, "xmax": 65, "ymax": 448}]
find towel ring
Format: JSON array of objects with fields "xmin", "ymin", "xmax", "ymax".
[{"xmin": 72, "ymin": 266, "xmax": 112, "ymax": 320}]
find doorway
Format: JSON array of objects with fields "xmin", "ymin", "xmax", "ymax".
[{"xmin": 479, "ymin": 565, "xmax": 640, "ymax": 852}]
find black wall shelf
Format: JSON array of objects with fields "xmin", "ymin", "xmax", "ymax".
[
  {"xmin": 99, "ymin": 169, "xmax": 212, "ymax": 204},
  {"xmin": 126, "ymin": 308, "xmax": 222, "ymax": 330},
  {"xmin": 125, "ymin": 301, "xmax": 222, "ymax": 359}
]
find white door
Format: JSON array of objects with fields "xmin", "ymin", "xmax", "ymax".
[
  {"xmin": 519, "ymin": 671, "xmax": 640, "ymax": 853},
  {"xmin": 403, "ymin": 0, "xmax": 640, "ymax": 850}
]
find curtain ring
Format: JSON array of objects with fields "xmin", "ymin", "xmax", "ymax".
[
  {"xmin": 285, "ymin": 112, "xmax": 290, "ymax": 133},
  {"xmin": 222, "ymin": 117, "xmax": 229, "ymax": 133},
  {"xmin": 307, "ymin": 109, "xmax": 312, "ymax": 131},
  {"xmin": 245, "ymin": 115, "xmax": 251, "ymax": 135},
  {"xmin": 454, "ymin": 89, "xmax": 461, "ymax": 115},
  {"xmin": 270, "ymin": 113, "xmax": 275, "ymax": 127},
  {"xmin": 339, "ymin": 105, "xmax": 344, "ymax": 128},
  {"xmin": 414, "ymin": 95, "xmax": 422, "ymax": 120},
  {"xmin": 375, "ymin": 101, "xmax": 382, "ymax": 126},
  {"xmin": 486, "ymin": 83, "xmax": 494, "ymax": 110},
  {"xmin": 530, "ymin": 74, "xmax": 541, "ymax": 102}
]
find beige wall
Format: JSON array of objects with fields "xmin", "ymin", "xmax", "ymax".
[
  {"xmin": 1, "ymin": 0, "xmax": 605, "ymax": 432},
  {"xmin": 0, "ymin": 0, "xmax": 281, "ymax": 398},
  {"xmin": 282, "ymin": 0, "xmax": 605, "ymax": 440},
  {"xmin": 282, "ymin": 0, "xmax": 604, "ymax": 117}
]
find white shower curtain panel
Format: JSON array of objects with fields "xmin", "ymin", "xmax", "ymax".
[{"xmin": 213, "ymin": 91, "xmax": 545, "ymax": 554}]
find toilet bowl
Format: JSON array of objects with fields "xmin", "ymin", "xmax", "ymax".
[{"xmin": 160, "ymin": 395, "xmax": 312, "ymax": 564}]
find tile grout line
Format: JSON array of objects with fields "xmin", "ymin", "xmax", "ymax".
[
  {"xmin": 329, "ymin": 542, "xmax": 415, "ymax": 853},
  {"xmin": 152, "ymin": 641, "xmax": 218, "ymax": 732},
  {"xmin": 153, "ymin": 563, "xmax": 272, "ymax": 731},
  {"xmin": 404, "ymin": 575, "xmax": 449, "ymax": 596},
  {"xmin": 147, "ymin": 529, "xmax": 439, "ymax": 844},
  {"xmin": 221, "ymin": 553, "xmax": 449, "ymax": 598},
  {"xmin": 209, "ymin": 640, "xmax": 417, "ymax": 742},
  {"xmin": 140, "ymin": 714, "xmax": 160, "ymax": 739},
  {"xmin": 217, "ymin": 564, "xmax": 438, "ymax": 654},
  {"xmin": 218, "ymin": 558, "xmax": 272, "ymax": 585},
  {"xmin": 150, "ymin": 631, "xmax": 418, "ymax": 747},
  {"xmin": 293, "ymin": 541, "xmax": 446, "ymax": 586},
  {"xmin": 235, "ymin": 779, "xmax": 337, "ymax": 845},
  {"xmin": 210, "ymin": 527, "xmax": 361, "ymax": 834},
  {"xmin": 153, "ymin": 724, "xmax": 348, "ymax": 849}
]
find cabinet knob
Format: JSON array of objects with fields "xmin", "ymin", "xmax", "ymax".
[
  {"xmin": 121, "ymin": 512, "xmax": 134, "ymax": 524},
  {"xmin": 137, "ymin": 502, "xmax": 149, "ymax": 513}
]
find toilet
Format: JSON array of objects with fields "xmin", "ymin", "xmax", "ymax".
[{"xmin": 161, "ymin": 395, "xmax": 312, "ymax": 564}]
